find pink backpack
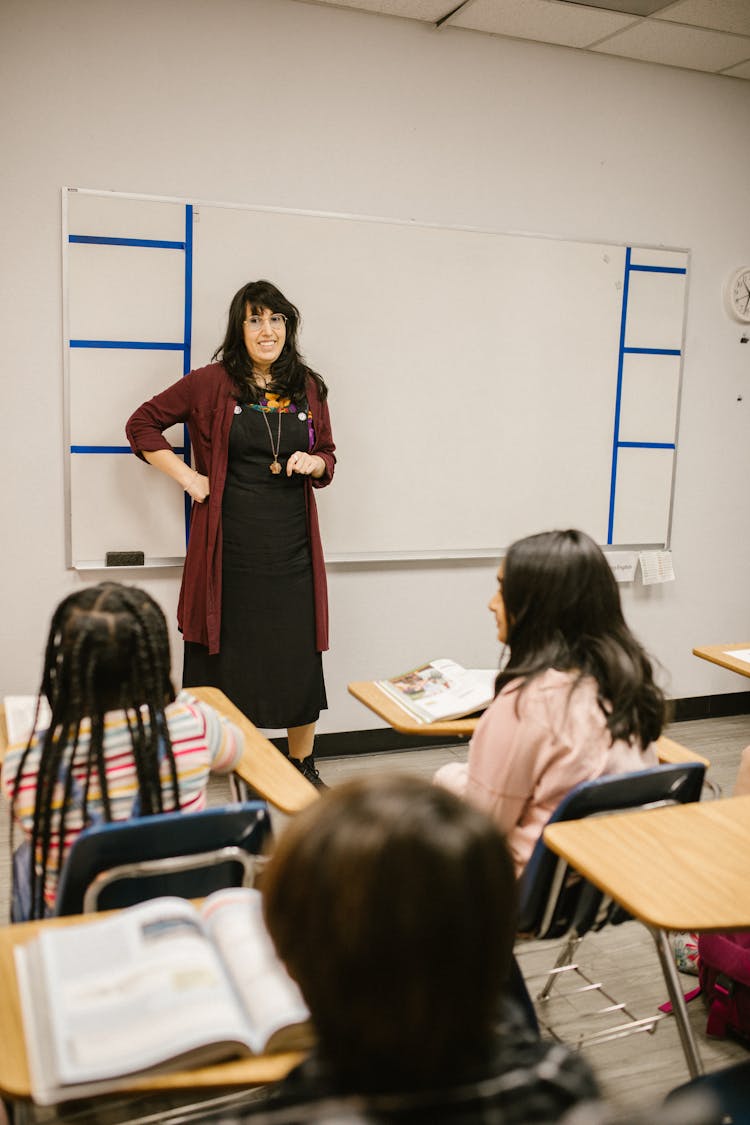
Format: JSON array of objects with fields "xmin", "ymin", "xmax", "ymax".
[{"xmin": 698, "ymin": 930, "xmax": 750, "ymax": 1043}]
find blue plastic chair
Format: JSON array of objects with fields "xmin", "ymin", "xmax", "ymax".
[
  {"xmin": 516, "ymin": 762, "xmax": 706, "ymax": 1059},
  {"xmin": 666, "ymin": 1059, "xmax": 750, "ymax": 1124},
  {"xmin": 54, "ymin": 800, "xmax": 272, "ymax": 915}
]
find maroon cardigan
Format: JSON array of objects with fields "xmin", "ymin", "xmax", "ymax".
[{"xmin": 126, "ymin": 363, "xmax": 335, "ymax": 655}]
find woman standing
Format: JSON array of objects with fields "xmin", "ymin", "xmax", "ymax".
[{"xmin": 126, "ymin": 280, "xmax": 335, "ymax": 787}]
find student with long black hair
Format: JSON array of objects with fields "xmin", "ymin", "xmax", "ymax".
[
  {"xmin": 436, "ymin": 528, "xmax": 665, "ymax": 876},
  {"xmin": 2, "ymin": 582, "xmax": 242, "ymax": 920}
]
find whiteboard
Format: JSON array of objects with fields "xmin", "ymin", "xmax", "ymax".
[{"xmin": 62, "ymin": 188, "xmax": 688, "ymax": 566}]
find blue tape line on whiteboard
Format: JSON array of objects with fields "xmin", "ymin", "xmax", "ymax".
[
  {"xmin": 70, "ymin": 340, "xmax": 186, "ymax": 350},
  {"xmin": 71, "ymin": 445, "xmax": 186, "ymax": 454},
  {"xmin": 618, "ymin": 441, "xmax": 675, "ymax": 449},
  {"xmin": 627, "ymin": 264, "xmax": 687, "ymax": 275},
  {"xmin": 622, "ymin": 347, "xmax": 681, "ymax": 355},
  {"xmin": 69, "ymin": 235, "xmax": 186, "ymax": 249},
  {"xmin": 71, "ymin": 445, "xmax": 132, "ymax": 454},
  {"xmin": 608, "ymin": 247, "xmax": 631, "ymax": 544}
]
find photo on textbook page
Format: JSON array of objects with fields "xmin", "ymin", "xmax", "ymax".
[{"xmin": 377, "ymin": 659, "xmax": 497, "ymax": 724}]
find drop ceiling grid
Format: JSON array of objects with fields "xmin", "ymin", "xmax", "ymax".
[
  {"xmin": 450, "ymin": 0, "xmax": 639, "ymax": 49},
  {"xmin": 294, "ymin": 0, "xmax": 750, "ymax": 78},
  {"xmin": 655, "ymin": 0, "xmax": 750, "ymax": 36},
  {"xmin": 591, "ymin": 18, "xmax": 750, "ymax": 71}
]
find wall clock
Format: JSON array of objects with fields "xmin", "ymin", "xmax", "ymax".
[{"xmin": 725, "ymin": 267, "xmax": 750, "ymax": 323}]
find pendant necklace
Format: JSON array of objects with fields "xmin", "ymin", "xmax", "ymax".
[{"xmin": 259, "ymin": 403, "xmax": 283, "ymax": 474}]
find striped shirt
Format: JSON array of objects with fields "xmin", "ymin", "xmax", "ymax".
[{"xmin": 1, "ymin": 690, "xmax": 243, "ymax": 909}]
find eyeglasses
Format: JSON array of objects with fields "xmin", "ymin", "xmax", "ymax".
[{"xmin": 243, "ymin": 314, "xmax": 287, "ymax": 332}]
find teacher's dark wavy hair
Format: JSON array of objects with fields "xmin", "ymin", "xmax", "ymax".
[
  {"xmin": 214, "ymin": 279, "xmax": 328, "ymax": 405},
  {"xmin": 496, "ymin": 528, "xmax": 665, "ymax": 748},
  {"xmin": 8, "ymin": 583, "xmax": 180, "ymax": 919}
]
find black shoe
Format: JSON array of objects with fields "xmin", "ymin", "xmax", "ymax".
[{"xmin": 292, "ymin": 754, "xmax": 328, "ymax": 790}]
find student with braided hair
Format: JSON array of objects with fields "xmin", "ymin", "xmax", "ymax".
[{"xmin": 2, "ymin": 582, "xmax": 243, "ymax": 921}]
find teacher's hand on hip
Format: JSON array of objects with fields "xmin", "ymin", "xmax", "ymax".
[{"xmin": 185, "ymin": 470, "xmax": 210, "ymax": 503}]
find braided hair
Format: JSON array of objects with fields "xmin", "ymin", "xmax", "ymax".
[{"xmin": 9, "ymin": 583, "xmax": 180, "ymax": 919}]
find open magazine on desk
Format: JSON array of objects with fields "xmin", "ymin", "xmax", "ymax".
[
  {"xmin": 376, "ymin": 659, "xmax": 497, "ymax": 724},
  {"xmin": 15, "ymin": 887, "xmax": 311, "ymax": 1106}
]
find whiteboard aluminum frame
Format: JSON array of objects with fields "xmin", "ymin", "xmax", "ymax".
[
  {"xmin": 62, "ymin": 186, "xmax": 689, "ymax": 567},
  {"xmin": 62, "ymin": 188, "xmax": 74, "ymax": 569}
]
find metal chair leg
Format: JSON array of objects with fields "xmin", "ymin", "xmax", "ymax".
[
  {"xmin": 650, "ymin": 926, "xmax": 704, "ymax": 1078},
  {"xmin": 537, "ymin": 933, "xmax": 582, "ymax": 1000}
]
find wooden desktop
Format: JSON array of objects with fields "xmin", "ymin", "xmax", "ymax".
[
  {"xmin": 543, "ymin": 793, "xmax": 750, "ymax": 932},
  {"xmin": 543, "ymin": 793, "xmax": 750, "ymax": 1077},
  {"xmin": 347, "ymin": 680, "xmax": 479, "ymax": 739},
  {"xmin": 693, "ymin": 643, "xmax": 750, "ymax": 680}
]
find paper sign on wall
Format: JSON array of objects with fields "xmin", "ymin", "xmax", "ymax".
[
  {"xmin": 639, "ymin": 551, "xmax": 675, "ymax": 585},
  {"xmin": 607, "ymin": 552, "xmax": 638, "ymax": 583}
]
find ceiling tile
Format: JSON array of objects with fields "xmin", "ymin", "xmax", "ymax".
[
  {"xmin": 721, "ymin": 57, "xmax": 750, "ymax": 78},
  {"xmin": 449, "ymin": 0, "xmax": 637, "ymax": 47},
  {"xmin": 592, "ymin": 19, "xmax": 750, "ymax": 70},
  {"xmin": 304, "ymin": 0, "xmax": 451, "ymax": 18},
  {"xmin": 562, "ymin": 1, "xmax": 678, "ymax": 13},
  {"xmin": 293, "ymin": 0, "xmax": 750, "ymax": 79},
  {"xmin": 653, "ymin": 0, "xmax": 750, "ymax": 37}
]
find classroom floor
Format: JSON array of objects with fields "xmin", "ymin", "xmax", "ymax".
[{"xmin": 2, "ymin": 712, "xmax": 749, "ymax": 1119}]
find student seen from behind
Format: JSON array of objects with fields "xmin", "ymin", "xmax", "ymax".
[
  {"xmin": 2, "ymin": 582, "xmax": 243, "ymax": 920},
  {"xmin": 436, "ymin": 528, "xmax": 665, "ymax": 876},
  {"xmin": 209, "ymin": 774, "xmax": 599, "ymax": 1123}
]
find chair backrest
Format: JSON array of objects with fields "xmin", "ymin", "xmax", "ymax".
[
  {"xmin": 518, "ymin": 762, "xmax": 706, "ymax": 940},
  {"xmin": 54, "ymin": 801, "xmax": 272, "ymax": 915},
  {"xmin": 666, "ymin": 1058, "xmax": 750, "ymax": 1125}
]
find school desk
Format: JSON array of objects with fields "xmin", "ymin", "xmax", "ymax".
[
  {"xmin": 693, "ymin": 643, "xmax": 750, "ymax": 680},
  {"xmin": 347, "ymin": 679, "xmax": 478, "ymax": 739},
  {"xmin": 0, "ymin": 691, "xmax": 318, "ymax": 814},
  {"xmin": 542, "ymin": 793, "xmax": 750, "ymax": 1077},
  {"xmin": 0, "ymin": 911, "xmax": 305, "ymax": 1106},
  {"xmin": 347, "ymin": 682, "xmax": 710, "ymax": 767}
]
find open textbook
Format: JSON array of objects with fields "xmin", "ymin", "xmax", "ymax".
[
  {"xmin": 377, "ymin": 659, "xmax": 497, "ymax": 724},
  {"xmin": 15, "ymin": 888, "xmax": 312, "ymax": 1106}
]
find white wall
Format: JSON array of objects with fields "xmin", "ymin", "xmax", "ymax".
[{"xmin": 2, "ymin": 0, "xmax": 749, "ymax": 734}]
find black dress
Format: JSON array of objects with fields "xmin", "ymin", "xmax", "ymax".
[{"xmin": 183, "ymin": 395, "xmax": 327, "ymax": 729}]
